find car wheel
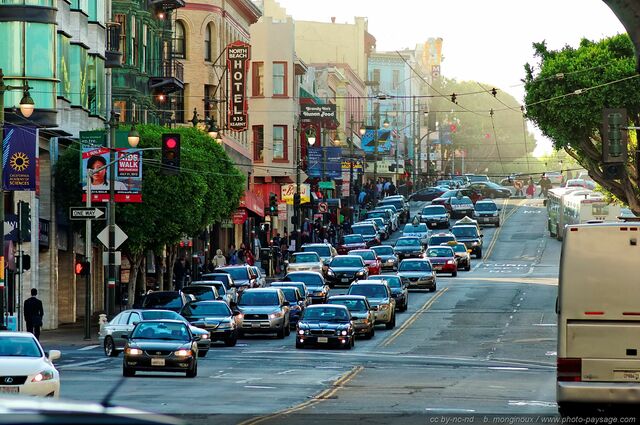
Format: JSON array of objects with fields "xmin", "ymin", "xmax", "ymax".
[
  {"xmin": 385, "ymin": 314, "xmax": 396, "ymax": 330},
  {"xmin": 224, "ymin": 332, "xmax": 238, "ymax": 347},
  {"xmin": 496, "ymin": 222, "xmax": 500, "ymax": 227},
  {"xmin": 123, "ymin": 367, "xmax": 135, "ymax": 377},
  {"xmin": 198, "ymin": 349, "xmax": 208, "ymax": 358},
  {"xmin": 104, "ymin": 337, "xmax": 119, "ymax": 357},
  {"xmin": 277, "ymin": 325, "xmax": 286, "ymax": 339},
  {"xmin": 285, "ymin": 324, "xmax": 291, "ymax": 337},
  {"xmin": 402, "ymin": 298, "xmax": 408, "ymax": 312},
  {"xmin": 345, "ymin": 338, "xmax": 354, "ymax": 350},
  {"xmin": 296, "ymin": 340, "xmax": 305, "ymax": 349},
  {"xmin": 476, "ymin": 250, "xmax": 482, "ymax": 259},
  {"xmin": 452, "ymin": 270, "xmax": 457, "ymax": 277},
  {"xmin": 238, "ymin": 330, "xmax": 245, "ymax": 338},
  {"xmin": 370, "ymin": 326, "xmax": 375, "ymax": 338},
  {"xmin": 465, "ymin": 263, "xmax": 471, "ymax": 271},
  {"xmin": 186, "ymin": 361, "xmax": 198, "ymax": 378},
  {"xmin": 429, "ymin": 285, "xmax": 437, "ymax": 293}
]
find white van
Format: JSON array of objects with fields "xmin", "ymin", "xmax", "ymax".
[{"xmin": 557, "ymin": 221, "xmax": 640, "ymax": 415}]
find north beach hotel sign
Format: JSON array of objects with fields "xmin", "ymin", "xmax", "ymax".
[{"xmin": 227, "ymin": 41, "xmax": 250, "ymax": 131}]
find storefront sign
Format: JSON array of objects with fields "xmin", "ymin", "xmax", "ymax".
[
  {"xmin": 232, "ymin": 209, "xmax": 248, "ymax": 224},
  {"xmin": 281, "ymin": 183, "xmax": 311, "ymax": 205},
  {"xmin": 341, "ymin": 160, "xmax": 363, "ymax": 170},
  {"xmin": 300, "ymin": 104, "xmax": 336, "ymax": 121},
  {"xmin": 277, "ymin": 202, "xmax": 287, "ymax": 221},
  {"xmin": 226, "ymin": 41, "xmax": 250, "ymax": 132}
]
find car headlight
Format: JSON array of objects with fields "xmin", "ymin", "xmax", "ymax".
[
  {"xmin": 386, "ymin": 259, "xmax": 395, "ymax": 264},
  {"xmin": 269, "ymin": 311, "xmax": 284, "ymax": 319},
  {"xmin": 340, "ymin": 330, "xmax": 348, "ymax": 336},
  {"xmin": 297, "ymin": 329, "xmax": 305, "ymax": 335},
  {"xmin": 327, "ymin": 269, "xmax": 335, "ymax": 276},
  {"xmin": 199, "ymin": 333, "xmax": 210, "ymax": 339},
  {"xmin": 174, "ymin": 349, "xmax": 193, "ymax": 357},
  {"xmin": 217, "ymin": 322, "xmax": 232, "ymax": 329},
  {"xmin": 236, "ymin": 313, "xmax": 244, "ymax": 320},
  {"xmin": 126, "ymin": 348, "xmax": 142, "ymax": 355},
  {"xmin": 31, "ymin": 370, "xmax": 55, "ymax": 382},
  {"xmin": 472, "ymin": 241, "xmax": 479, "ymax": 246},
  {"xmin": 355, "ymin": 270, "xmax": 366, "ymax": 277},
  {"xmin": 447, "ymin": 260, "xmax": 456, "ymax": 265}
]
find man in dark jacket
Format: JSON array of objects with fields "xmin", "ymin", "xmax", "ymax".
[{"xmin": 24, "ymin": 288, "xmax": 44, "ymax": 340}]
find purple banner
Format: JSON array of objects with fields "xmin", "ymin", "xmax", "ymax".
[{"xmin": 3, "ymin": 125, "xmax": 37, "ymax": 191}]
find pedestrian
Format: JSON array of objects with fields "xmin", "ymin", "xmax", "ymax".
[
  {"xmin": 526, "ymin": 178, "xmax": 535, "ymax": 199},
  {"xmin": 244, "ymin": 246, "xmax": 255, "ymax": 266},
  {"xmin": 24, "ymin": 288, "xmax": 44, "ymax": 340},
  {"xmin": 238, "ymin": 243, "xmax": 247, "ymax": 264},
  {"xmin": 173, "ymin": 257, "xmax": 188, "ymax": 290},
  {"xmin": 212, "ymin": 249, "xmax": 226, "ymax": 268},
  {"xmin": 383, "ymin": 180, "xmax": 391, "ymax": 197},
  {"xmin": 514, "ymin": 179, "xmax": 524, "ymax": 197},
  {"xmin": 252, "ymin": 232, "xmax": 262, "ymax": 261},
  {"xmin": 228, "ymin": 244, "xmax": 238, "ymax": 265}
]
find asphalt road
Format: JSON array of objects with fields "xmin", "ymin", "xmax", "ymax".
[{"xmin": 53, "ymin": 198, "xmax": 560, "ymax": 424}]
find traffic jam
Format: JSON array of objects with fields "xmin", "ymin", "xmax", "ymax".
[{"xmin": 99, "ymin": 180, "xmax": 501, "ymax": 378}]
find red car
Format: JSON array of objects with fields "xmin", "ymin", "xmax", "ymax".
[
  {"xmin": 425, "ymin": 246, "xmax": 458, "ymax": 277},
  {"xmin": 432, "ymin": 189, "xmax": 483, "ymax": 206},
  {"xmin": 337, "ymin": 234, "xmax": 367, "ymax": 255},
  {"xmin": 349, "ymin": 249, "xmax": 381, "ymax": 276}
]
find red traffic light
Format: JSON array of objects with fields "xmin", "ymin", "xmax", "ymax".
[{"xmin": 165, "ymin": 138, "xmax": 177, "ymax": 149}]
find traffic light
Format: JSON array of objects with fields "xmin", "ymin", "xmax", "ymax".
[
  {"xmin": 18, "ymin": 201, "xmax": 31, "ymax": 243},
  {"xmin": 602, "ymin": 108, "xmax": 627, "ymax": 164},
  {"xmin": 18, "ymin": 255, "xmax": 30, "ymax": 272},
  {"xmin": 603, "ymin": 164, "xmax": 625, "ymax": 180},
  {"xmin": 161, "ymin": 133, "xmax": 181, "ymax": 174},
  {"xmin": 75, "ymin": 260, "xmax": 90, "ymax": 277},
  {"xmin": 269, "ymin": 193, "xmax": 277, "ymax": 215}
]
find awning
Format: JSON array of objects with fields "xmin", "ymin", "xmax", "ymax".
[{"xmin": 239, "ymin": 190, "xmax": 265, "ymax": 217}]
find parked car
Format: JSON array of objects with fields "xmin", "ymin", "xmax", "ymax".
[
  {"xmin": 122, "ymin": 320, "xmax": 199, "ymax": 377},
  {"xmin": 349, "ymin": 249, "xmax": 382, "ymax": 276},
  {"xmin": 347, "ymin": 281, "xmax": 396, "ymax": 329},
  {"xmin": 546, "ymin": 171, "xmax": 564, "ymax": 186},
  {"xmin": 327, "ymin": 295, "xmax": 376, "ymax": 338},
  {"xmin": 180, "ymin": 300, "xmax": 241, "ymax": 347},
  {"xmin": 181, "ymin": 285, "xmax": 221, "ymax": 302},
  {"xmin": 397, "ymin": 258, "xmax": 437, "ymax": 291},
  {"xmin": 408, "ymin": 187, "xmax": 446, "ymax": 202},
  {"xmin": 337, "ymin": 234, "xmax": 368, "ymax": 254},
  {"xmin": 367, "ymin": 275, "xmax": 409, "ymax": 312},
  {"xmin": 200, "ymin": 273, "xmax": 237, "ymax": 297},
  {"xmin": 295, "ymin": 305, "xmax": 355, "ymax": 349},
  {"xmin": 0, "ymin": 332, "xmax": 60, "ymax": 397},
  {"xmin": 283, "ymin": 271, "xmax": 330, "ymax": 304},
  {"xmin": 250, "ymin": 266, "xmax": 267, "ymax": 288},
  {"xmin": 378, "ymin": 197, "xmax": 409, "ymax": 223},
  {"xmin": 371, "ymin": 245, "xmax": 399, "ymax": 271},
  {"xmin": 236, "ymin": 288, "xmax": 290, "ymax": 338},
  {"xmin": 191, "ymin": 280, "xmax": 237, "ymax": 306},
  {"xmin": 564, "ymin": 178, "xmax": 595, "ymax": 190},
  {"xmin": 324, "ymin": 255, "xmax": 369, "ymax": 287}
]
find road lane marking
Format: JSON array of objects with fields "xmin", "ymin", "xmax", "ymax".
[
  {"xmin": 425, "ymin": 408, "xmax": 476, "ymax": 413},
  {"xmin": 276, "ymin": 369, "xmax": 296, "ymax": 375},
  {"xmin": 381, "ymin": 288, "xmax": 449, "ymax": 348},
  {"xmin": 488, "ymin": 366, "xmax": 529, "ymax": 371},
  {"xmin": 508, "ymin": 400, "xmax": 557, "ymax": 408},
  {"xmin": 236, "ymin": 377, "xmax": 262, "ymax": 384},
  {"xmin": 77, "ymin": 345, "xmax": 99, "ymax": 351},
  {"xmin": 453, "ymin": 277, "xmax": 557, "ymax": 285},
  {"xmin": 237, "ymin": 365, "xmax": 364, "ymax": 425},
  {"xmin": 245, "ymin": 385, "xmax": 276, "ymax": 389},
  {"xmin": 58, "ymin": 358, "xmax": 110, "ymax": 369}
]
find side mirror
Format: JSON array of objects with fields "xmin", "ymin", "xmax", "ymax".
[
  {"xmin": 48, "ymin": 350, "xmax": 61, "ymax": 361},
  {"xmin": 121, "ymin": 334, "xmax": 129, "ymax": 340}
]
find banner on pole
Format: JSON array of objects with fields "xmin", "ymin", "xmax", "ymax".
[{"xmin": 3, "ymin": 125, "xmax": 37, "ymax": 191}]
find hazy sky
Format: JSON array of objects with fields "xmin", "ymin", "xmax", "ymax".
[{"xmin": 274, "ymin": 0, "xmax": 627, "ymax": 155}]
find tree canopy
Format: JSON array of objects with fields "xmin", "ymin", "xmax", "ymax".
[{"xmin": 523, "ymin": 34, "xmax": 640, "ymax": 213}]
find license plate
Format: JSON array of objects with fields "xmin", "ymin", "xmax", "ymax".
[
  {"xmin": 434, "ymin": 266, "xmax": 442, "ymax": 270},
  {"xmin": 614, "ymin": 370, "xmax": 640, "ymax": 381},
  {"xmin": 0, "ymin": 387, "xmax": 18, "ymax": 394},
  {"xmin": 251, "ymin": 323, "xmax": 261, "ymax": 328},
  {"xmin": 317, "ymin": 337, "xmax": 328, "ymax": 343},
  {"xmin": 151, "ymin": 358, "xmax": 165, "ymax": 366},
  {"xmin": 341, "ymin": 278, "xmax": 349, "ymax": 283}
]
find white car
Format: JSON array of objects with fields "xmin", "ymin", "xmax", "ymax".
[
  {"xmin": 0, "ymin": 332, "xmax": 61, "ymax": 397},
  {"xmin": 285, "ymin": 252, "xmax": 324, "ymax": 274}
]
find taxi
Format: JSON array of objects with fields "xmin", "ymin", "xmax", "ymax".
[
  {"xmin": 443, "ymin": 241, "xmax": 472, "ymax": 271},
  {"xmin": 424, "ymin": 246, "xmax": 458, "ymax": 277}
]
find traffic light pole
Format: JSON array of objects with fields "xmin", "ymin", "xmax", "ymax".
[
  {"xmin": 107, "ymin": 112, "xmax": 117, "ymax": 318},
  {"xmin": 84, "ymin": 172, "xmax": 93, "ymax": 340}
]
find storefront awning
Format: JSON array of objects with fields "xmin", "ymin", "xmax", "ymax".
[{"xmin": 239, "ymin": 190, "xmax": 265, "ymax": 217}]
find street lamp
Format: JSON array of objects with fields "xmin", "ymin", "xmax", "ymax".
[
  {"xmin": 127, "ymin": 125, "xmax": 140, "ymax": 147},
  {"xmin": 0, "ymin": 69, "xmax": 34, "ymax": 329},
  {"xmin": 190, "ymin": 108, "xmax": 218, "ymax": 140}
]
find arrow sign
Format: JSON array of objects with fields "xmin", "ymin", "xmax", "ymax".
[
  {"xmin": 97, "ymin": 224, "xmax": 128, "ymax": 250},
  {"xmin": 70, "ymin": 207, "xmax": 106, "ymax": 220}
]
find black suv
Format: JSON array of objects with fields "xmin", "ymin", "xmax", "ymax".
[{"xmin": 379, "ymin": 197, "xmax": 409, "ymax": 223}]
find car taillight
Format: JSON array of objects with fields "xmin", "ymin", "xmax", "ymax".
[{"xmin": 557, "ymin": 357, "xmax": 581, "ymax": 382}]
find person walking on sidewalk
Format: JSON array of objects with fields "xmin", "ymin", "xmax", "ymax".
[
  {"xmin": 24, "ymin": 288, "xmax": 44, "ymax": 340},
  {"xmin": 212, "ymin": 249, "xmax": 226, "ymax": 269}
]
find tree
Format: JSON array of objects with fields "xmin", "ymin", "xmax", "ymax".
[
  {"xmin": 523, "ymin": 34, "xmax": 640, "ymax": 213},
  {"xmin": 54, "ymin": 124, "xmax": 245, "ymax": 305}
]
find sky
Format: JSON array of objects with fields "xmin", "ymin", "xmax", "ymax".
[{"xmin": 274, "ymin": 0, "xmax": 627, "ymax": 156}]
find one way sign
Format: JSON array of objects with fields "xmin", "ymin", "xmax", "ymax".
[{"xmin": 69, "ymin": 207, "xmax": 107, "ymax": 220}]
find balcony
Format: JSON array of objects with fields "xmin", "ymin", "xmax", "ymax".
[
  {"xmin": 147, "ymin": 0, "xmax": 185, "ymax": 11},
  {"xmin": 105, "ymin": 23, "xmax": 122, "ymax": 69},
  {"xmin": 148, "ymin": 60, "xmax": 184, "ymax": 94}
]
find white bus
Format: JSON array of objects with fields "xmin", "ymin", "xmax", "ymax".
[
  {"xmin": 557, "ymin": 190, "xmax": 621, "ymax": 240},
  {"xmin": 557, "ymin": 221, "xmax": 640, "ymax": 416},
  {"xmin": 546, "ymin": 187, "xmax": 582, "ymax": 240}
]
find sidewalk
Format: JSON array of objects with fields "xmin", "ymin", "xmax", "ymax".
[{"xmin": 40, "ymin": 322, "xmax": 100, "ymax": 347}]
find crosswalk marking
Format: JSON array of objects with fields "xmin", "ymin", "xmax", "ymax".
[{"xmin": 77, "ymin": 345, "xmax": 100, "ymax": 351}]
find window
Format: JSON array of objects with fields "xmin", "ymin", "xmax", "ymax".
[
  {"xmin": 372, "ymin": 68, "xmax": 380, "ymax": 83},
  {"xmin": 69, "ymin": 43, "xmax": 88, "ymax": 107},
  {"xmin": 141, "ymin": 25, "xmax": 147, "ymax": 72},
  {"xmin": 273, "ymin": 62, "xmax": 286, "ymax": 96},
  {"xmin": 87, "ymin": 54, "xmax": 106, "ymax": 116},
  {"xmin": 131, "ymin": 18, "xmax": 138, "ymax": 67},
  {"xmin": 127, "ymin": 312, "xmax": 141, "ymax": 325},
  {"xmin": 393, "ymin": 70, "xmax": 400, "ymax": 89},
  {"xmin": 204, "ymin": 24, "xmax": 212, "ymax": 61},
  {"xmin": 204, "ymin": 84, "xmax": 216, "ymax": 117},
  {"xmin": 113, "ymin": 100, "xmax": 126, "ymax": 122},
  {"xmin": 253, "ymin": 125, "xmax": 264, "ymax": 161},
  {"xmin": 173, "ymin": 21, "xmax": 185, "ymax": 59},
  {"xmin": 171, "ymin": 89, "xmax": 185, "ymax": 123},
  {"xmin": 252, "ymin": 62, "xmax": 264, "ymax": 96},
  {"xmin": 114, "ymin": 14, "xmax": 126, "ymax": 64},
  {"xmin": 57, "ymin": 33, "xmax": 71, "ymax": 101},
  {"xmin": 273, "ymin": 125, "xmax": 287, "ymax": 160}
]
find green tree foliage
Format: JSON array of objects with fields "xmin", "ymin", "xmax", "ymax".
[
  {"xmin": 523, "ymin": 34, "xmax": 640, "ymax": 213},
  {"xmin": 429, "ymin": 78, "xmax": 536, "ymax": 177}
]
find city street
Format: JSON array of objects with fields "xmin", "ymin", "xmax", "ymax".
[{"xmin": 47, "ymin": 198, "xmax": 561, "ymax": 423}]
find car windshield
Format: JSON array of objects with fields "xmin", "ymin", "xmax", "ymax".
[
  {"xmin": 475, "ymin": 203, "xmax": 497, "ymax": 212},
  {"xmin": 422, "ymin": 206, "xmax": 446, "ymax": 215},
  {"xmin": 272, "ymin": 282, "xmax": 307, "ymax": 295},
  {"xmin": 329, "ymin": 299, "xmax": 368, "ymax": 312},
  {"xmin": 303, "ymin": 307, "xmax": 350, "ymax": 322},
  {"xmin": 399, "ymin": 261, "xmax": 432, "ymax": 272},
  {"xmin": 0, "ymin": 336, "xmax": 42, "ymax": 357},
  {"xmin": 330, "ymin": 257, "xmax": 363, "ymax": 268},
  {"xmin": 372, "ymin": 246, "xmax": 394, "ymax": 255},
  {"xmin": 348, "ymin": 285, "xmax": 388, "ymax": 298},
  {"xmin": 344, "ymin": 235, "xmax": 364, "ymax": 244},
  {"xmin": 285, "ymin": 273, "xmax": 323, "ymax": 288},
  {"xmin": 221, "ymin": 268, "xmax": 249, "ymax": 281},
  {"xmin": 452, "ymin": 227, "xmax": 479, "ymax": 238},
  {"xmin": 181, "ymin": 302, "xmax": 230, "ymax": 317},
  {"xmin": 429, "ymin": 236, "xmax": 454, "ymax": 245},
  {"xmin": 396, "ymin": 238, "xmax": 421, "ymax": 247},
  {"xmin": 380, "ymin": 200, "xmax": 404, "ymax": 210},
  {"xmin": 201, "ymin": 275, "xmax": 231, "ymax": 288},
  {"xmin": 403, "ymin": 224, "xmax": 428, "ymax": 233},
  {"xmin": 141, "ymin": 310, "xmax": 182, "ymax": 321},
  {"xmin": 143, "ymin": 293, "xmax": 182, "ymax": 309},
  {"xmin": 279, "ymin": 288, "xmax": 299, "ymax": 303},
  {"xmin": 427, "ymin": 248, "xmax": 454, "ymax": 257},
  {"xmin": 132, "ymin": 322, "xmax": 190, "ymax": 341},
  {"xmin": 291, "ymin": 253, "xmax": 320, "ymax": 263},
  {"xmin": 351, "ymin": 225, "xmax": 376, "ymax": 236},
  {"xmin": 352, "ymin": 251, "xmax": 375, "ymax": 260},
  {"xmin": 451, "ymin": 197, "xmax": 473, "ymax": 205},
  {"xmin": 369, "ymin": 276, "xmax": 402, "ymax": 288},
  {"xmin": 182, "ymin": 286, "xmax": 215, "ymax": 301},
  {"xmin": 450, "ymin": 244, "xmax": 468, "ymax": 253},
  {"xmin": 238, "ymin": 291, "xmax": 280, "ymax": 306},
  {"xmin": 303, "ymin": 246, "xmax": 331, "ymax": 257},
  {"xmin": 193, "ymin": 282, "xmax": 226, "ymax": 295}
]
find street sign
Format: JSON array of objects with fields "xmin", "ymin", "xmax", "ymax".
[
  {"xmin": 97, "ymin": 224, "xmax": 128, "ymax": 250},
  {"xmin": 102, "ymin": 251, "xmax": 122, "ymax": 266},
  {"xmin": 69, "ymin": 207, "xmax": 106, "ymax": 220},
  {"xmin": 318, "ymin": 202, "xmax": 328, "ymax": 213}
]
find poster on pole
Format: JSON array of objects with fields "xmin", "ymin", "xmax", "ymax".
[
  {"xmin": 80, "ymin": 131, "xmax": 143, "ymax": 203},
  {"xmin": 3, "ymin": 125, "xmax": 38, "ymax": 191}
]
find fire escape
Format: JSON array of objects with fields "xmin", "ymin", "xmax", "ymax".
[{"xmin": 148, "ymin": 0, "xmax": 185, "ymax": 100}]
